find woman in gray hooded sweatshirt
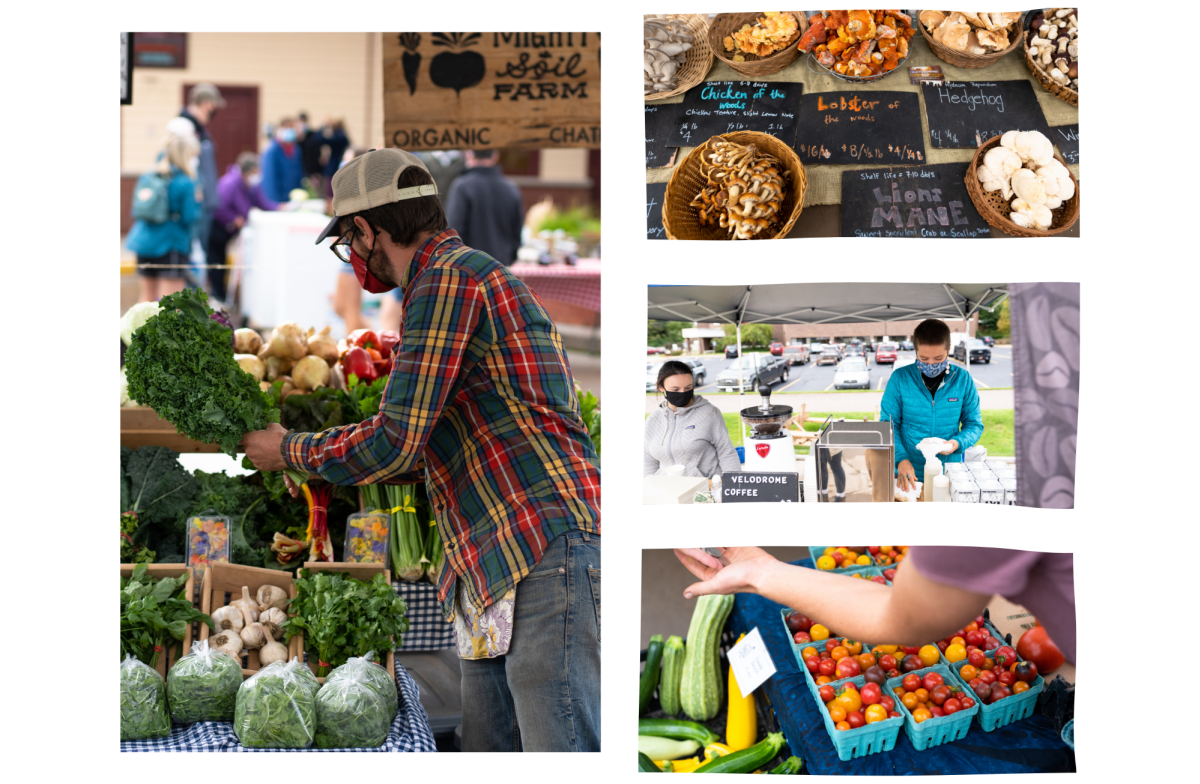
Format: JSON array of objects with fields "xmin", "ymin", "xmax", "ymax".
[{"xmin": 645, "ymin": 360, "xmax": 743, "ymax": 478}]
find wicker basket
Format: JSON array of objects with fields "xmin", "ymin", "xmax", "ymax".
[
  {"xmin": 709, "ymin": 12, "xmax": 808, "ymax": 78},
  {"xmin": 645, "ymin": 15, "xmax": 714, "ymax": 102},
  {"xmin": 1022, "ymin": 10, "xmax": 1077, "ymax": 106},
  {"xmin": 918, "ymin": 12, "xmax": 1024, "ymax": 69},
  {"xmin": 662, "ymin": 131, "xmax": 807, "ymax": 241},
  {"xmin": 964, "ymin": 135, "xmax": 1079, "ymax": 237}
]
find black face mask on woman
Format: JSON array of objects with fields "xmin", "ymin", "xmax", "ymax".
[{"xmin": 664, "ymin": 389, "xmax": 694, "ymax": 407}]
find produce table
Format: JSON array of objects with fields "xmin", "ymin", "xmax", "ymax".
[
  {"xmin": 510, "ymin": 259, "xmax": 601, "ymax": 313},
  {"xmin": 727, "ymin": 558, "xmax": 1074, "ymax": 774},
  {"xmin": 119, "ymin": 658, "xmax": 437, "ymax": 752}
]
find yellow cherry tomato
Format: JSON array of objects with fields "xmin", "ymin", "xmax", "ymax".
[
  {"xmin": 912, "ymin": 707, "xmax": 932, "ymax": 723},
  {"xmin": 901, "ymin": 692, "xmax": 919, "ymax": 710},
  {"xmin": 944, "ymin": 644, "xmax": 967, "ymax": 664},
  {"xmin": 836, "ymin": 721, "xmax": 851, "ymax": 731},
  {"xmin": 875, "ymin": 644, "xmax": 899, "ymax": 654},
  {"xmin": 951, "ymin": 636, "xmax": 966, "ymax": 647},
  {"xmin": 831, "ymin": 646, "xmax": 850, "ymax": 661},
  {"xmin": 835, "ymin": 688, "xmax": 862, "ymax": 714},
  {"xmin": 919, "ymin": 645, "xmax": 941, "ymax": 667},
  {"xmin": 824, "ymin": 547, "xmax": 837, "ymax": 556},
  {"xmin": 960, "ymin": 664, "xmax": 979, "ymax": 681},
  {"xmin": 802, "ymin": 646, "xmax": 819, "ymax": 660},
  {"xmin": 864, "ymin": 704, "xmax": 888, "ymax": 723},
  {"xmin": 810, "ymin": 624, "xmax": 830, "ymax": 641},
  {"xmin": 842, "ymin": 639, "xmax": 863, "ymax": 656},
  {"xmin": 829, "ymin": 705, "xmax": 848, "ymax": 723},
  {"xmin": 816, "ymin": 555, "xmax": 836, "ymax": 571},
  {"xmin": 816, "ymin": 675, "xmax": 832, "ymax": 685},
  {"xmin": 856, "ymin": 554, "xmax": 873, "ymax": 566}
]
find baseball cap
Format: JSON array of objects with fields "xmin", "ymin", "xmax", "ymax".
[
  {"xmin": 188, "ymin": 82, "xmax": 227, "ymax": 108},
  {"xmin": 315, "ymin": 148, "xmax": 438, "ymax": 244}
]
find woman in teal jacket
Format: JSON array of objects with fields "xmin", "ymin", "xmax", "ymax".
[
  {"xmin": 880, "ymin": 320, "xmax": 984, "ymax": 491},
  {"xmin": 126, "ymin": 124, "xmax": 200, "ymax": 303}
]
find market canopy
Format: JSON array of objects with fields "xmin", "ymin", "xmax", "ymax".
[{"xmin": 647, "ymin": 283, "xmax": 1008, "ymax": 326}]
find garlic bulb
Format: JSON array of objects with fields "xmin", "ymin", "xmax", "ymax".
[
  {"xmin": 210, "ymin": 605, "xmax": 245, "ymax": 634},
  {"xmin": 240, "ymin": 621, "xmax": 267, "ymax": 651},
  {"xmin": 260, "ymin": 607, "xmax": 287, "ymax": 639},
  {"xmin": 231, "ymin": 586, "xmax": 259, "ymax": 625},
  {"xmin": 259, "ymin": 626, "xmax": 289, "ymax": 667},
  {"xmin": 257, "ymin": 585, "xmax": 289, "ymax": 613},
  {"xmin": 210, "ymin": 629, "xmax": 244, "ymax": 659}
]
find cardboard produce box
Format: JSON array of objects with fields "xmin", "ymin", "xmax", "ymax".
[
  {"xmin": 120, "ymin": 563, "xmax": 195, "ymax": 679},
  {"xmin": 289, "ymin": 562, "xmax": 397, "ymax": 684},
  {"xmin": 199, "ymin": 562, "xmax": 296, "ymax": 678}
]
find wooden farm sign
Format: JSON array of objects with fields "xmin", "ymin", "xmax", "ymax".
[{"xmin": 383, "ymin": 32, "xmax": 600, "ymax": 150}]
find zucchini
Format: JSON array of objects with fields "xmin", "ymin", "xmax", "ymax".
[
  {"xmin": 638, "ymin": 735, "xmax": 700, "ymax": 760},
  {"xmin": 679, "ymin": 594, "xmax": 734, "ymax": 721},
  {"xmin": 767, "ymin": 756, "xmax": 804, "ymax": 775},
  {"xmin": 694, "ymin": 732, "xmax": 785, "ymax": 774},
  {"xmin": 637, "ymin": 751, "xmax": 663, "ymax": 772},
  {"xmin": 660, "ymin": 635, "xmax": 685, "ymax": 716},
  {"xmin": 640, "ymin": 634, "xmax": 664, "ymax": 715},
  {"xmin": 638, "ymin": 718, "xmax": 719, "ymax": 746}
]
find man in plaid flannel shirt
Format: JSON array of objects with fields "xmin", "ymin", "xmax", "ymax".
[{"xmin": 245, "ymin": 149, "xmax": 600, "ymax": 752}]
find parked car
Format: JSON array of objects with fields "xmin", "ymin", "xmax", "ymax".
[
  {"xmin": 817, "ymin": 344, "xmax": 842, "ymax": 366},
  {"xmin": 716, "ymin": 352, "xmax": 788, "ymax": 392},
  {"xmin": 724, "ymin": 344, "xmax": 739, "ymax": 359},
  {"xmin": 900, "ymin": 340, "xmax": 915, "ymax": 351},
  {"xmin": 874, "ymin": 342, "xmax": 898, "ymax": 364},
  {"xmin": 647, "ymin": 346, "xmax": 667, "ymax": 355},
  {"xmin": 844, "ymin": 345, "xmax": 865, "ymax": 358},
  {"xmin": 894, "ymin": 354, "xmax": 916, "ymax": 370},
  {"xmin": 809, "ymin": 343, "xmax": 825, "ymax": 356},
  {"xmin": 769, "ymin": 342, "xmax": 784, "ymax": 356},
  {"xmin": 981, "ymin": 336, "xmax": 996, "ymax": 347},
  {"xmin": 954, "ymin": 339, "xmax": 992, "ymax": 364},
  {"xmin": 781, "ymin": 345, "xmax": 810, "ymax": 365},
  {"xmin": 683, "ymin": 357, "xmax": 708, "ymax": 386},
  {"xmin": 834, "ymin": 358, "xmax": 871, "ymax": 390}
]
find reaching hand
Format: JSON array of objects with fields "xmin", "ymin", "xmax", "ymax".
[
  {"xmin": 938, "ymin": 439, "xmax": 960, "ymax": 455},
  {"xmin": 674, "ymin": 547, "xmax": 778, "ymax": 599}
]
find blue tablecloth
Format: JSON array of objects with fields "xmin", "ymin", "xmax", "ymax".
[
  {"xmin": 728, "ymin": 559, "xmax": 1074, "ymax": 774},
  {"xmin": 120, "ymin": 659, "xmax": 437, "ymax": 752}
]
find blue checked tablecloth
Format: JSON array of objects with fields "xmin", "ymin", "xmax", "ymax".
[
  {"xmin": 394, "ymin": 580, "xmax": 454, "ymax": 652},
  {"xmin": 726, "ymin": 558, "xmax": 1075, "ymax": 774},
  {"xmin": 120, "ymin": 658, "xmax": 437, "ymax": 752}
]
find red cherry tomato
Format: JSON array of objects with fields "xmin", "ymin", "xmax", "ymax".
[
  {"xmin": 930, "ymin": 684, "xmax": 952, "ymax": 706},
  {"xmin": 929, "ymin": 705, "xmax": 945, "ymax": 718},
  {"xmin": 967, "ymin": 649, "xmax": 987, "ymax": 668},
  {"xmin": 902, "ymin": 674, "xmax": 921, "ymax": 692},
  {"xmin": 826, "ymin": 639, "xmax": 841, "ymax": 653},
  {"xmin": 994, "ymin": 646, "xmax": 1018, "ymax": 669},
  {"xmin": 847, "ymin": 711, "xmax": 866, "ymax": 729},
  {"xmin": 983, "ymin": 636, "xmax": 1002, "ymax": 651},
  {"xmin": 959, "ymin": 696, "xmax": 976, "ymax": 710},
  {"xmin": 936, "ymin": 640, "xmax": 950, "ymax": 653},
  {"xmin": 902, "ymin": 646, "xmax": 921, "ymax": 655},
  {"xmin": 860, "ymin": 683, "xmax": 882, "ymax": 705},
  {"xmin": 965, "ymin": 630, "xmax": 986, "ymax": 648},
  {"xmin": 805, "ymin": 657, "xmax": 820, "ymax": 674},
  {"xmin": 819, "ymin": 658, "xmax": 837, "ymax": 677},
  {"xmin": 835, "ymin": 657, "xmax": 862, "ymax": 679},
  {"xmin": 880, "ymin": 695, "xmax": 895, "ymax": 712},
  {"xmin": 998, "ymin": 670, "xmax": 1017, "ymax": 687},
  {"xmin": 978, "ymin": 670, "xmax": 997, "ymax": 685},
  {"xmin": 889, "ymin": 710, "xmax": 902, "ymax": 718},
  {"xmin": 973, "ymin": 682, "xmax": 992, "ymax": 701},
  {"xmin": 922, "ymin": 672, "xmax": 944, "ymax": 692},
  {"xmin": 819, "ymin": 685, "xmax": 836, "ymax": 704},
  {"xmin": 943, "ymin": 697, "xmax": 961, "ymax": 715},
  {"xmin": 878, "ymin": 654, "xmax": 898, "ymax": 672}
]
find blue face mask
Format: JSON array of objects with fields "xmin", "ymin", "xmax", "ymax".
[
  {"xmin": 278, "ymin": 128, "xmax": 296, "ymax": 143},
  {"xmin": 916, "ymin": 359, "xmax": 949, "ymax": 378}
]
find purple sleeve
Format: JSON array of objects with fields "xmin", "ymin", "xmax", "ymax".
[
  {"xmin": 249, "ymin": 184, "xmax": 279, "ymax": 212},
  {"xmin": 906, "ymin": 547, "xmax": 1045, "ymax": 596}
]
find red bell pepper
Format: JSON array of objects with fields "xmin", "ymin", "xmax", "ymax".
[
  {"xmin": 353, "ymin": 329, "xmax": 381, "ymax": 352},
  {"xmin": 341, "ymin": 346, "xmax": 378, "ymax": 386},
  {"xmin": 379, "ymin": 330, "xmax": 400, "ymax": 357},
  {"xmin": 374, "ymin": 359, "xmax": 391, "ymax": 378}
]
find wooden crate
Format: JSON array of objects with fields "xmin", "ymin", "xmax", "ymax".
[
  {"xmin": 290, "ymin": 562, "xmax": 396, "ymax": 684},
  {"xmin": 121, "ymin": 563, "xmax": 195, "ymax": 679},
  {"xmin": 120, "ymin": 407, "xmax": 222, "ymax": 453},
  {"xmin": 199, "ymin": 562, "xmax": 296, "ymax": 678}
]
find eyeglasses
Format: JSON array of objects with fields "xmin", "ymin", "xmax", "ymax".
[{"xmin": 331, "ymin": 227, "xmax": 355, "ymax": 263}]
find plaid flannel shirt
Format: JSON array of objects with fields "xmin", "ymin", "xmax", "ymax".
[{"xmin": 284, "ymin": 230, "xmax": 600, "ymax": 620}]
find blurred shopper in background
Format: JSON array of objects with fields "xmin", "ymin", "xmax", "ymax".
[
  {"xmin": 297, "ymin": 112, "xmax": 325, "ymax": 193},
  {"xmin": 417, "ymin": 150, "xmax": 466, "ymax": 207},
  {"xmin": 319, "ymin": 119, "xmax": 352, "ymax": 198},
  {"xmin": 443, "ymin": 150, "xmax": 523, "ymax": 267},
  {"xmin": 260, "ymin": 118, "xmax": 306, "ymax": 203},
  {"xmin": 179, "ymin": 83, "xmax": 224, "ymax": 250},
  {"xmin": 208, "ymin": 152, "xmax": 279, "ymax": 304},
  {"xmin": 127, "ymin": 120, "xmax": 200, "ymax": 303}
]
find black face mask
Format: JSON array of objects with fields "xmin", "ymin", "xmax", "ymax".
[{"xmin": 664, "ymin": 389, "xmax": 694, "ymax": 407}]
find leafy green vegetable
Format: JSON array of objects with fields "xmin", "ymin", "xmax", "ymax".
[
  {"xmin": 122, "ymin": 447, "xmax": 198, "ymax": 562},
  {"xmin": 165, "ymin": 640, "xmax": 243, "ymax": 723},
  {"xmin": 768, "ymin": 757, "xmax": 804, "ymax": 774},
  {"xmin": 125, "ymin": 287, "xmax": 278, "ymax": 456},
  {"xmin": 234, "ymin": 660, "xmax": 316, "ymax": 748},
  {"xmin": 120, "ymin": 563, "xmax": 213, "ymax": 669},
  {"xmin": 283, "ymin": 571, "xmax": 409, "ymax": 677},
  {"xmin": 387, "ymin": 485, "xmax": 427, "ymax": 582},
  {"xmin": 120, "ymin": 655, "xmax": 171, "ymax": 741},
  {"xmin": 121, "ymin": 512, "xmax": 156, "ymax": 564},
  {"xmin": 315, "ymin": 654, "xmax": 396, "ymax": 748}
]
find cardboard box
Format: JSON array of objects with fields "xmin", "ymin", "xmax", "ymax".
[
  {"xmin": 199, "ymin": 562, "xmax": 296, "ymax": 678},
  {"xmin": 290, "ymin": 562, "xmax": 397, "ymax": 684},
  {"xmin": 985, "ymin": 594, "xmax": 1075, "ymax": 683},
  {"xmin": 120, "ymin": 563, "xmax": 195, "ymax": 679}
]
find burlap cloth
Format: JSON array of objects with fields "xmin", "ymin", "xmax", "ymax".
[{"xmin": 646, "ymin": 29, "xmax": 1079, "ymax": 207}]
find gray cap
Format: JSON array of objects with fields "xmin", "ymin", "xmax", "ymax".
[
  {"xmin": 315, "ymin": 148, "xmax": 437, "ymax": 244},
  {"xmin": 188, "ymin": 82, "xmax": 227, "ymax": 108}
]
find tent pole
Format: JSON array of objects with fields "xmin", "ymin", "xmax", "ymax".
[{"xmin": 737, "ymin": 320, "xmax": 746, "ymax": 445}]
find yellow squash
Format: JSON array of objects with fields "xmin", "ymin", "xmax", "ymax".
[{"xmin": 725, "ymin": 633, "xmax": 758, "ymax": 751}]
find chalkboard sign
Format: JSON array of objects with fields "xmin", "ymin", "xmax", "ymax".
[
  {"xmin": 646, "ymin": 103, "xmax": 682, "ymax": 169},
  {"xmin": 666, "ymin": 81, "xmax": 803, "ymax": 149},
  {"xmin": 795, "ymin": 91, "xmax": 924, "ymax": 165},
  {"xmin": 1052, "ymin": 124, "xmax": 1079, "ymax": 164},
  {"xmin": 922, "ymin": 80, "xmax": 1051, "ymax": 149},
  {"xmin": 721, "ymin": 472, "xmax": 798, "ymax": 503},
  {"xmin": 647, "ymin": 182, "xmax": 667, "ymax": 240},
  {"xmin": 840, "ymin": 163, "xmax": 991, "ymax": 238}
]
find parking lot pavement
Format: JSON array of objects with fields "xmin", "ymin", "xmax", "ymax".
[
  {"xmin": 647, "ymin": 347, "xmax": 1012, "ymax": 395},
  {"xmin": 645, "ymin": 387, "xmax": 1015, "ymax": 415}
]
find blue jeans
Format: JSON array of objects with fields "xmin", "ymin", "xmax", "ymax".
[{"xmin": 460, "ymin": 530, "xmax": 601, "ymax": 752}]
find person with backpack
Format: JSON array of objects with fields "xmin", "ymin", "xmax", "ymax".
[{"xmin": 126, "ymin": 119, "xmax": 201, "ymax": 303}]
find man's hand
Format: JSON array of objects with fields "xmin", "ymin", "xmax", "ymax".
[
  {"xmin": 244, "ymin": 423, "xmax": 288, "ymax": 472},
  {"xmin": 938, "ymin": 439, "xmax": 960, "ymax": 455},
  {"xmin": 896, "ymin": 459, "xmax": 917, "ymax": 492},
  {"xmin": 674, "ymin": 547, "xmax": 779, "ymax": 599}
]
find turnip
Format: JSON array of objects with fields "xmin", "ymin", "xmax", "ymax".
[
  {"xmin": 292, "ymin": 355, "xmax": 331, "ymax": 391},
  {"xmin": 261, "ymin": 323, "xmax": 307, "ymax": 361},
  {"xmin": 234, "ymin": 328, "xmax": 264, "ymax": 355},
  {"xmin": 307, "ymin": 326, "xmax": 340, "ymax": 364},
  {"xmin": 234, "ymin": 354, "xmax": 265, "ymax": 381},
  {"xmin": 264, "ymin": 356, "xmax": 295, "ymax": 382}
]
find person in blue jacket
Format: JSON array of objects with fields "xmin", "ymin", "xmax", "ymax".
[
  {"xmin": 880, "ymin": 318, "xmax": 984, "ymax": 492},
  {"xmin": 126, "ymin": 121, "xmax": 201, "ymax": 303},
  {"xmin": 260, "ymin": 119, "xmax": 307, "ymax": 203}
]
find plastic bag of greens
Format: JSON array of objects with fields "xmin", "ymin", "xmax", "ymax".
[
  {"xmin": 325, "ymin": 651, "xmax": 397, "ymax": 719},
  {"xmin": 234, "ymin": 659, "xmax": 316, "ymax": 748},
  {"xmin": 120, "ymin": 654, "xmax": 171, "ymax": 741},
  {"xmin": 315, "ymin": 652, "xmax": 396, "ymax": 748},
  {"xmin": 166, "ymin": 639, "xmax": 243, "ymax": 723}
]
